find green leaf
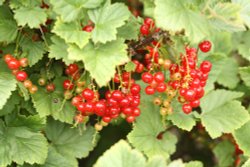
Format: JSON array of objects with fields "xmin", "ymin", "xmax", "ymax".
[
  {"xmin": 17, "ymin": 82, "xmax": 30, "ymax": 101},
  {"xmin": 209, "ymin": 3, "xmax": 246, "ymax": 32},
  {"xmin": 45, "ymin": 118, "xmax": 96, "ymax": 159},
  {"xmin": 117, "ymin": 16, "xmax": 140, "ymax": 40},
  {"xmin": 68, "ymin": 39, "xmax": 128, "ymax": 87},
  {"xmin": 201, "ymin": 100, "xmax": 250, "ymax": 138},
  {"xmin": 185, "ymin": 161, "xmax": 203, "ymax": 167},
  {"xmin": 239, "ymin": 66, "xmax": 250, "ymax": 87},
  {"xmin": 88, "ymin": 2, "xmax": 130, "ymax": 43},
  {"xmin": 5, "ymin": 113, "xmax": 46, "ymax": 132},
  {"xmin": 14, "ymin": 7, "xmax": 47, "ymax": 28},
  {"xmin": 213, "ymin": 141, "xmax": 235, "ymax": 167},
  {"xmin": 155, "ymin": 0, "xmax": 210, "ymax": 42},
  {"xmin": 128, "ymin": 96, "xmax": 177, "ymax": 158},
  {"xmin": 167, "ymin": 160, "xmax": 203, "ymax": 167},
  {"xmin": 31, "ymin": 85, "xmax": 75, "ymax": 124},
  {"xmin": 50, "ymin": 0, "xmax": 103, "ymax": 22},
  {"xmin": 52, "ymin": 19, "xmax": 91, "ymax": 48},
  {"xmin": 233, "ymin": 120, "xmax": 250, "ymax": 156},
  {"xmin": 0, "ymin": 121, "xmax": 48, "ymax": 166},
  {"xmin": 20, "ymin": 36, "xmax": 46, "ymax": 66},
  {"xmin": 167, "ymin": 101, "xmax": 196, "ymax": 131},
  {"xmin": 0, "ymin": 91, "xmax": 21, "ymax": 116},
  {"xmin": 94, "ymin": 140, "xmax": 146, "ymax": 167},
  {"xmin": 41, "ymin": 146, "xmax": 78, "ymax": 167},
  {"xmin": 146, "ymin": 156, "xmax": 167, "ymax": 167},
  {"xmin": 242, "ymin": 159, "xmax": 250, "ymax": 167},
  {"xmin": 211, "ymin": 32, "xmax": 233, "ymax": 55},
  {"xmin": 0, "ymin": 0, "xmax": 5, "ymax": 5},
  {"xmin": 125, "ymin": 61, "xmax": 136, "ymax": 72},
  {"xmin": 49, "ymin": 35, "xmax": 74, "ymax": 65},
  {"xmin": 0, "ymin": 6, "xmax": 18, "ymax": 43},
  {"xmin": 233, "ymin": 0, "xmax": 250, "ymax": 28},
  {"xmin": 0, "ymin": 72, "xmax": 17, "ymax": 110},
  {"xmin": 200, "ymin": 89, "xmax": 243, "ymax": 112}
]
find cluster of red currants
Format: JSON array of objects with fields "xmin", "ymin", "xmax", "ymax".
[{"xmin": 4, "ymin": 54, "xmax": 38, "ymax": 93}]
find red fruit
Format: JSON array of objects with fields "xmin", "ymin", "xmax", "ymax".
[
  {"xmin": 195, "ymin": 86, "xmax": 205, "ymax": 98},
  {"xmin": 122, "ymin": 72, "xmax": 130, "ymax": 81},
  {"xmin": 4, "ymin": 54, "xmax": 14, "ymax": 63},
  {"xmin": 141, "ymin": 72, "xmax": 153, "ymax": 83},
  {"xmin": 179, "ymin": 88, "xmax": 187, "ymax": 97},
  {"xmin": 102, "ymin": 116, "xmax": 111, "ymax": 123},
  {"xmin": 114, "ymin": 73, "xmax": 120, "ymax": 83},
  {"xmin": 154, "ymin": 72, "xmax": 165, "ymax": 83},
  {"xmin": 109, "ymin": 106, "xmax": 120, "ymax": 115},
  {"xmin": 46, "ymin": 83, "xmax": 55, "ymax": 92},
  {"xmin": 77, "ymin": 102, "xmax": 86, "ymax": 113},
  {"xmin": 200, "ymin": 72, "xmax": 209, "ymax": 81},
  {"xmin": 140, "ymin": 24, "xmax": 150, "ymax": 35},
  {"xmin": 182, "ymin": 104, "xmax": 192, "ymax": 114},
  {"xmin": 23, "ymin": 80, "xmax": 33, "ymax": 88},
  {"xmin": 122, "ymin": 107, "xmax": 133, "ymax": 115},
  {"xmin": 145, "ymin": 85, "xmax": 155, "ymax": 95},
  {"xmin": 156, "ymin": 82, "xmax": 167, "ymax": 93},
  {"xmin": 200, "ymin": 61, "xmax": 212, "ymax": 73},
  {"xmin": 184, "ymin": 89, "xmax": 196, "ymax": 101},
  {"xmin": 94, "ymin": 100, "xmax": 106, "ymax": 116},
  {"xmin": 144, "ymin": 18, "xmax": 154, "ymax": 27},
  {"xmin": 19, "ymin": 58, "xmax": 28, "ymax": 67},
  {"xmin": 135, "ymin": 63, "xmax": 144, "ymax": 73},
  {"xmin": 163, "ymin": 59, "xmax": 172, "ymax": 70},
  {"xmin": 71, "ymin": 96, "xmax": 82, "ymax": 106},
  {"xmin": 105, "ymin": 91, "xmax": 112, "ymax": 99},
  {"xmin": 130, "ymin": 98, "xmax": 140, "ymax": 107},
  {"xmin": 130, "ymin": 84, "xmax": 141, "ymax": 95},
  {"xmin": 132, "ymin": 108, "xmax": 141, "ymax": 117},
  {"xmin": 126, "ymin": 116, "xmax": 135, "ymax": 123},
  {"xmin": 120, "ymin": 97, "xmax": 130, "ymax": 108},
  {"xmin": 82, "ymin": 25, "xmax": 94, "ymax": 32},
  {"xmin": 107, "ymin": 98, "xmax": 118, "ymax": 107},
  {"xmin": 16, "ymin": 71, "xmax": 28, "ymax": 82},
  {"xmin": 190, "ymin": 78, "xmax": 201, "ymax": 88},
  {"xmin": 190, "ymin": 99, "xmax": 200, "ymax": 108},
  {"xmin": 85, "ymin": 102, "xmax": 94, "ymax": 112},
  {"xmin": 63, "ymin": 79, "xmax": 74, "ymax": 90},
  {"xmin": 66, "ymin": 64, "xmax": 79, "ymax": 75},
  {"xmin": 111, "ymin": 90, "xmax": 123, "ymax": 101},
  {"xmin": 82, "ymin": 88, "xmax": 95, "ymax": 101},
  {"xmin": 8, "ymin": 59, "xmax": 20, "ymax": 70},
  {"xmin": 199, "ymin": 40, "xmax": 212, "ymax": 53}
]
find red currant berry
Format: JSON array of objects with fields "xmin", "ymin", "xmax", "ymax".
[
  {"xmin": 82, "ymin": 25, "xmax": 94, "ymax": 32},
  {"xmin": 8, "ymin": 59, "xmax": 20, "ymax": 70},
  {"xmin": 114, "ymin": 73, "xmax": 120, "ymax": 83},
  {"xmin": 85, "ymin": 102, "xmax": 95, "ymax": 112},
  {"xmin": 71, "ymin": 96, "xmax": 82, "ymax": 106},
  {"xmin": 140, "ymin": 24, "xmax": 150, "ymax": 35},
  {"xmin": 156, "ymin": 82, "xmax": 167, "ymax": 93},
  {"xmin": 132, "ymin": 108, "xmax": 141, "ymax": 117},
  {"xmin": 184, "ymin": 89, "xmax": 196, "ymax": 101},
  {"xmin": 107, "ymin": 98, "xmax": 118, "ymax": 107},
  {"xmin": 130, "ymin": 98, "xmax": 140, "ymax": 107},
  {"xmin": 46, "ymin": 83, "xmax": 55, "ymax": 92},
  {"xmin": 190, "ymin": 99, "xmax": 200, "ymax": 108},
  {"xmin": 122, "ymin": 72, "xmax": 130, "ymax": 81},
  {"xmin": 126, "ymin": 116, "xmax": 135, "ymax": 123},
  {"xmin": 135, "ymin": 63, "xmax": 144, "ymax": 73},
  {"xmin": 122, "ymin": 107, "xmax": 133, "ymax": 115},
  {"xmin": 4, "ymin": 54, "xmax": 14, "ymax": 63},
  {"xmin": 145, "ymin": 85, "xmax": 155, "ymax": 95},
  {"xmin": 199, "ymin": 40, "xmax": 212, "ymax": 53},
  {"xmin": 182, "ymin": 104, "xmax": 192, "ymax": 114},
  {"xmin": 23, "ymin": 80, "xmax": 33, "ymax": 88},
  {"xmin": 19, "ymin": 58, "xmax": 29, "ymax": 67},
  {"xmin": 66, "ymin": 63, "xmax": 79, "ymax": 75},
  {"xmin": 16, "ymin": 71, "xmax": 28, "ymax": 82},
  {"xmin": 130, "ymin": 84, "xmax": 141, "ymax": 95},
  {"xmin": 200, "ymin": 61, "xmax": 212, "ymax": 73},
  {"xmin": 120, "ymin": 97, "xmax": 130, "ymax": 108},
  {"xmin": 63, "ymin": 79, "xmax": 74, "ymax": 90},
  {"xmin": 111, "ymin": 90, "xmax": 123, "ymax": 101},
  {"xmin": 95, "ymin": 101, "xmax": 106, "ymax": 116},
  {"xmin": 154, "ymin": 72, "xmax": 165, "ymax": 83},
  {"xmin": 77, "ymin": 102, "xmax": 86, "ymax": 113},
  {"xmin": 141, "ymin": 72, "xmax": 153, "ymax": 83},
  {"xmin": 144, "ymin": 18, "xmax": 154, "ymax": 27},
  {"xmin": 82, "ymin": 88, "xmax": 95, "ymax": 101},
  {"xmin": 102, "ymin": 116, "xmax": 112, "ymax": 123}
]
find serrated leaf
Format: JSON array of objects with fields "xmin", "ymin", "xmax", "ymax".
[
  {"xmin": 53, "ymin": 19, "xmax": 91, "ymax": 48},
  {"xmin": 213, "ymin": 141, "xmax": 235, "ymax": 167},
  {"xmin": 201, "ymin": 100, "xmax": 250, "ymax": 138},
  {"xmin": 50, "ymin": 0, "xmax": 103, "ymax": 22},
  {"xmin": 233, "ymin": 120, "xmax": 250, "ymax": 157},
  {"xmin": 146, "ymin": 156, "xmax": 167, "ymax": 167},
  {"xmin": 68, "ymin": 39, "xmax": 128, "ymax": 87},
  {"xmin": 0, "ymin": 6, "xmax": 18, "ymax": 43},
  {"xmin": 49, "ymin": 35, "xmax": 74, "ymax": 65},
  {"xmin": 20, "ymin": 36, "xmax": 46, "ymax": 66},
  {"xmin": 88, "ymin": 3, "xmax": 130, "ymax": 43},
  {"xmin": 17, "ymin": 82, "xmax": 30, "ymax": 101},
  {"xmin": 45, "ymin": 118, "xmax": 96, "ymax": 159},
  {"xmin": 239, "ymin": 66, "xmax": 250, "ymax": 87},
  {"xmin": 155, "ymin": 0, "xmax": 210, "ymax": 42},
  {"xmin": 5, "ymin": 113, "xmax": 46, "ymax": 132},
  {"xmin": 233, "ymin": 0, "xmax": 250, "ymax": 28},
  {"xmin": 209, "ymin": 3, "xmax": 246, "ymax": 32},
  {"xmin": 0, "ymin": 72, "xmax": 17, "ymax": 110},
  {"xmin": 117, "ymin": 16, "xmax": 140, "ymax": 40},
  {"xmin": 31, "ymin": 85, "xmax": 75, "ymax": 124},
  {"xmin": 125, "ymin": 61, "xmax": 136, "ymax": 72},
  {"xmin": 41, "ymin": 146, "xmax": 78, "ymax": 167},
  {"xmin": 128, "ymin": 96, "xmax": 177, "ymax": 158},
  {"xmin": 167, "ymin": 100, "xmax": 196, "ymax": 131},
  {"xmin": 94, "ymin": 140, "xmax": 146, "ymax": 167},
  {"xmin": 0, "ymin": 91, "xmax": 21, "ymax": 116},
  {"xmin": 14, "ymin": 7, "xmax": 47, "ymax": 28},
  {"xmin": 167, "ymin": 159, "xmax": 203, "ymax": 167},
  {"xmin": 211, "ymin": 32, "xmax": 233, "ymax": 55},
  {"xmin": 200, "ymin": 90, "xmax": 243, "ymax": 112},
  {"xmin": 0, "ymin": 121, "xmax": 48, "ymax": 166}
]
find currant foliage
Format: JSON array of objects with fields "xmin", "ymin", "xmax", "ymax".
[{"xmin": 0, "ymin": 0, "xmax": 250, "ymax": 167}]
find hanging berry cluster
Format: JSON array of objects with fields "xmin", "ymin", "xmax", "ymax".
[{"xmin": 4, "ymin": 54, "xmax": 38, "ymax": 94}]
